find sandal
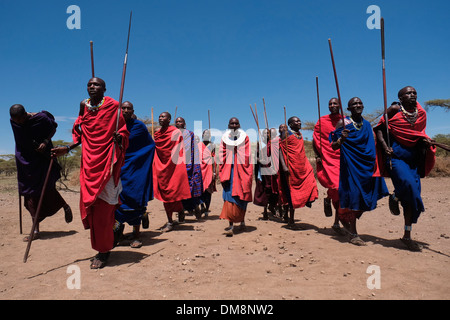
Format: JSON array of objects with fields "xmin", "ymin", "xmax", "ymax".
[
  {"xmin": 90, "ymin": 252, "xmax": 110, "ymax": 269},
  {"xmin": 130, "ymin": 239, "xmax": 143, "ymax": 248},
  {"xmin": 401, "ymin": 237, "xmax": 422, "ymax": 252},
  {"xmin": 23, "ymin": 232, "xmax": 40, "ymax": 242},
  {"xmin": 64, "ymin": 204, "xmax": 73, "ymax": 223},
  {"xmin": 349, "ymin": 235, "xmax": 367, "ymax": 246},
  {"xmin": 332, "ymin": 224, "xmax": 347, "ymax": 236},
  {"xmin": 324, "ymin": 198, "xmax": 333, "ymax": 217},
  {"xmin": 389, "ymin": 194, "xmax": 401, "ymax": 216}
]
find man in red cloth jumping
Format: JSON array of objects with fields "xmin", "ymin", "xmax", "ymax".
[
  {"xmin": 153, "ymin": 112, "xmax": 191, "ymax": 232},
  {"xmin": 279, "ymin": 116, "xmax": 318, "ymax": 229},
  {"xmin": 52, "ymin": 77, "xmax": 129, "ymax": 269},
  {"xmin": 313, "ymin": 98, "xmax": 345, "ymax": 235}
]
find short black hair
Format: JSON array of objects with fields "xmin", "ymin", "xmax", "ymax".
[{"xmin": 10, "ymin": 104, "xmax": 26, "ymax": 118}]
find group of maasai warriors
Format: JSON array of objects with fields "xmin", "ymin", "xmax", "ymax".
[{"xmin": 10, "ymin": 77, "xmax": 435, "ymax": 269}]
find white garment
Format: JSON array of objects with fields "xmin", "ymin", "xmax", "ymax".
[{"xmin": 98, "ymin": 176, "xmax": 122, "ymax": 205}]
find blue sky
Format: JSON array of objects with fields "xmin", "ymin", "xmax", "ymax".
[{"xmin": 1, "ymin": 0, "xmax": 449, "ymax": 155}]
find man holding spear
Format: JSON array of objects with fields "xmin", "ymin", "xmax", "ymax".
[
  {"xmin": 52, "ymin": 77, "xmax": 129, "ymax": 268},
  {"xmin": 374, "ymin": 86, "xmax": 436, "ymax": 251}
]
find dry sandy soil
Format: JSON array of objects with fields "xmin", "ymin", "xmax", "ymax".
[{"xmin": 0, "ymin": 176, "xmax": 449, "ymax": 301}]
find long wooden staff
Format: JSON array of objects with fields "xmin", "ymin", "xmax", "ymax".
[
  {"xmin": 432, "ymin": 142, "xmax": 450, "ymax": 152},
  {"xmin": 283, "ymin": 106, "xmax": 290, "ymax": 186},
  {"xmin": 262, "ymin": 97, "xmax": 269, "ymax": 130},
  {"xmin": 208, "ymin": 109, "xmax": 216, "ymax": 176},
  {"xmin": 151, "ymin": 107, "xmax": 154, "ymax": 137},
  {"xmin": 250, "ymin": 103, "xmax": 263, "ymax": 156},
  {"xmin": 381, "ymin": 17, "xmax": 392, "ymax": 169},
  {"xmin": 23, "ymin": 157, "xmax": 54, "ymax": 263},
  {"xmin": 111, "ymin": 11, "xmax": 133, "ymax": 177},
  {"xmin": 18, "ymin": 191, "xmax": 23, "ymax": 234},
  {"xmin": 90, "ymin": 41, "xmax": 95, "ymax": 77},
  {"xmin": 316, "ymin": 76, "xmax": 322, "ymax": 155},
  {"xmin": 328, "ymin": 39, "xmax": 345, "ymax": 123}
]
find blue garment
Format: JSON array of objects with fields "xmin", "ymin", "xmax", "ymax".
[
  {"xmin": 115, "ymin": 119, "xmax": 155, "ymax": 225},
  {"xmin": 222, "ymin": 165, "xmax": 248, "ymax": 210},
  {"xmin": 388, "ymin": 139, "xmax": 424, "ymax": 223},
  {"xmin": 330, "ymin": 117, "xmax": 388, "ymax": 211}
]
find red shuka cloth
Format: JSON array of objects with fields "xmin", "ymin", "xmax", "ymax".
[
  {"xmin": 375, "ymin": 103, "xmax": 436, "ymax": 177},
  {"xmin": 72, "ymin": 96, "xmax": 129, "ymax": 229},
  {"xmin": 279, "ymin": 133, "xmax": 318, "ymax": 208},
  {"xmin": 313, "ymin": 114, "xmax": 341, "ymax": 191},
  {"xmin": 152, "ymin": 126, "xmax": 191, "ymax": 203},
  {"xmin": 199, "ymin": 142, "xmax": 217, "ymax": 193},
  {"xmin": 218, "ymin": 135, "xmax": 253, "ymax": 202}
]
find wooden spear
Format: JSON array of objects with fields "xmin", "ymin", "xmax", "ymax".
[
  {"xmin": 328, "ymin": 39, "xmax": 345, "ymax": 123},
  {"xmin": 381, "ymin": 17, "xmax": 391, "ymax": 149},
  {"xmin": 23, "ymin": 158, "xmax": 54, "ymax": 263},
  {"xmin": 316, "ymin": 76, "xmax": 322, "ymax": 155},
  {"xmin": 151, "ymin": 107, "xmax": 154, "ymax": 137},
  {"xmin": 90, "ymin": 41, "xmax": 95, "ymax": 77},
  {"xmin": 111, "ymin": 11, "xmax": 132, "ymax": 177}
]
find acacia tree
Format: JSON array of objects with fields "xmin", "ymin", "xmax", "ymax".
[{"xmin": 424, "ymin": 99, "xmax": 450, "ymax": 112}]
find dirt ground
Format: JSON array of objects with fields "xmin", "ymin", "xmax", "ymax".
[{"xmin": 0, "ymin": 176, "xmax": 449, "ymax": 301}]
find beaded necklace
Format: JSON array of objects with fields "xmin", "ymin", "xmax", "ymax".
[
  {"xmin": 349, "ymin": 116, "xmax": 364, "ymax": 130},
  {"xmin": 85, "ymin": 97, "xmax": 105, "ymax": 112},
  {"xmin": 400, "ymin": 104, "xmax": 418, "ymax": 126}
]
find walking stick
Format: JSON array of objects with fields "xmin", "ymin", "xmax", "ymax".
[
  {"xmin": 111, "ymin": 11, "xmax": 133, "ymax": 177},
  {"xmin": 90, "ymin": 41, "xmax": 95, "ymax": 77},
  {"xmin": 23, "ymin": 157, "xmax": 54, "ymax": 263},
  {"xmin": 19, "ymin": 192, "xmax": 23, "ymax": 234},
  {"xmin": 262, "ymin": 97, "xmax": 269, "ymax": 130},
  {"xmin": 381, "ymin": 17, "xmax": 392, "ymax": 169},
  {"xmin": 328, "ymin": 39, "xmax": 345, "ymax": 123},
  {"xmin": 249, "ymin": 103, "xmax": 262, "ymax": 156},
  {"xmin": 151, "ymin": 107, "xmax": 154, "ymax": 138},
  {"xmin": 283, "ymin": 106, "xmax": 290, "ymax": 186},
  {"xmin": 316, "ymin": 76, "xmax": 322, "ymax": 155}
]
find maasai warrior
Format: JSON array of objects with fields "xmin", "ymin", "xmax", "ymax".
[
  {"xmin": 253, "ymin": 128, "xmax": 280, "ymax": 220},
  {"xmin": 175, "ymin": 117, "xmax": 203, "ymax": 220},
  {"xmin": 52, "ymin": 77, "xmax": 129, "ymax": 269},
  {"xmin": 279, "ymin": 116, "xmax": 318, "ymax": 229},
  {"xmin": 198, "ymin": 129, "xmax": 217, "ymax": 216},
  {"xmin": 374, "ymin": 86, "xmax": 436, "ymax": 251},
  {"xmin": 10, "ymin": 104, "xmax": 72, "ymax": 242},
  {"xmin": 330, "ymin": 97, "xmax": 388, "ymax": 246},
  {"xmin": 153, "ymin": 112, "xmax": 191, "ymax": 232},
  {"xmin": 219, "ymin": 117, "xmax": 253, "ymax": 236},
  {"xmin": 114, "ymin": 101, "xmax": 155, "ymax": 248},
  {"xmin": 313, "ymin": 98, "xmax": 345, "ymax": 235}
]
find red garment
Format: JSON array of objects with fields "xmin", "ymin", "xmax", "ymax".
[
  {"xmin": 279, "ymin": 133, "xmax": 318, "ymax": 209},
  {"xmin": 220, "ymin": 201, "xmax": 246, "ymax": 223},
  {"xmin": 313, "ymin": 114, "xmax": 341, "ymax": 192},
  {"xmin": 376, "ymin": 103, "xmax": 436, "ymax": 177},
  {"xmin": 219, "ymin": 135, "xmax": 253, "ymax": 202},
  {"xmin": 72, "ymin": 96, "xmax": 129, "ymax": 229},
  {"xmin": 153, "ymin": 126, "xmax": 191, "ymax": 203},
  {"xmin": 85, "ymin": 198, "xmax": 116, "ymax": 252},
  {"xmin": 198, "ymin": 142, "xmax": 217, "ymax": 193}
]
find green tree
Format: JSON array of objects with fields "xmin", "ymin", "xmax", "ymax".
[{"xmin": 424, "ymin": 99, "xmax": 450, "ymax": 112}]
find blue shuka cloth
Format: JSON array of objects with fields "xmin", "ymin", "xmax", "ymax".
[
  {"xmin": 330, "ymin": 117, "xmax": 388, "ymax": 211},
  {"xmin": 222, "ymin": 163, "xmax": 248, "ymax": 211},
  {"xmin": 388, "ymin": 139, "xmax": 424, "ymax": 223},
  {"xmin": 115, "ymin": 119, "xmax": 155, "ymax": 225}
]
